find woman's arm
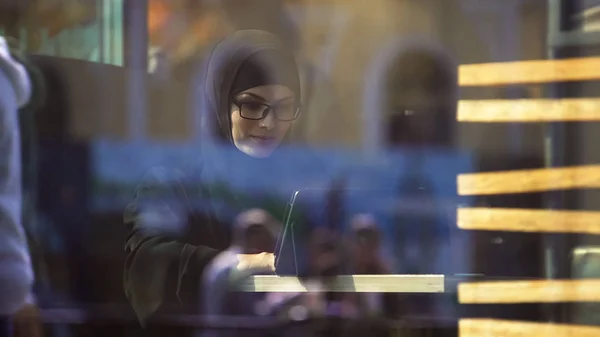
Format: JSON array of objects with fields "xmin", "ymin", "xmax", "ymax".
[
  {"xmin": 123, "ymin": 166, "xmax": 279, "ymax": 325},
  {"xmin": 123, "ymin": 166, "xmax": 220, "ymax": 325}
]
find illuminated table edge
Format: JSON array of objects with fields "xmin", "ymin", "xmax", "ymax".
[{"xmin": 236, "ymin": 274, "xmax": 446, "ymax": 293}]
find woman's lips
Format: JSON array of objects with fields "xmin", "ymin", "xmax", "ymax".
[{"xmin": 250, "ymin": 136, "xmax": 276, "ymax": 145}]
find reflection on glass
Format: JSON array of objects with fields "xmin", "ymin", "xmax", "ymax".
[{"xmin": 0, "ymin": 0, "xmax": 123, "ymax": 65}]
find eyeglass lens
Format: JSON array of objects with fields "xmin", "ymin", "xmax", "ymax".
[{"xmin": 239, "ymin": 101, "xmax": 298, "ymax": 121}]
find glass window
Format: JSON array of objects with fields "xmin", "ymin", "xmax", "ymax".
[{"xmin": 0, "ymin": 0, "xmax": 123, "ymax": 66}]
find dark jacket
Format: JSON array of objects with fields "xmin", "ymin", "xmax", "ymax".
[{"xmin": 123, "ymin": 30, "xmax": 312, "ymax": 328}]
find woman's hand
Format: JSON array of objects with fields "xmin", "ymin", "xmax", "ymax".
[{"xmin": 236, "ymin": 252, "xmax": 275, "ymax": 272}]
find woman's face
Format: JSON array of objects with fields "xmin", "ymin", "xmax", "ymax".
[{"xmin": 230, "ymin": 84, "xmax": 297, "ymax": 158}]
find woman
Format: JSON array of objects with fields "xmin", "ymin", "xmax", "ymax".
[{"xmin": 123, "ymin": 30, "xmax": 309, "ymax": 328}]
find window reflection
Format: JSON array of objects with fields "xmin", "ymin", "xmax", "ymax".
[
  {"xmin": 1, "ymin": 1, "xmax": 600, "ymax": 337},
  {"xmin": 0, "ymin": 1, "xmax": 122, "ymax": 65}
]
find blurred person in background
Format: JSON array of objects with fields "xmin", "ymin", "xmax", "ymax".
[
  {"xmin": 347, "ymin": 214, "xmax": 398, "ymax": 314},
  {"xmin": 0, "ymin": 35, "xmax": 42, "ymax": 337},
  {"xmin": 365, "ymin": 39, "xmax": 458, "ymax": 274},
  {"xmin": 381, "ymin": 42, "xmax": 457, "ymax": 148},
  {"xmin": 124, "ymin": 30, "xmax": 310, "ymax": 336},
  {"xmin": 336, "ymin": 214, "xmax": 399, "ymax": 337},
  {"xmin": 349, "ymin": 214, "xmax": 391, "ymax": 276},
  {"xmin": 201, "ymin": 208, "xmax": 281, "ymax": 337}
]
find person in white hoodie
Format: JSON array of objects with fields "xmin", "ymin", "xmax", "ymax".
[{"xmin": 0, "ymin": 36, "xmax": 35, "ymax": 337}]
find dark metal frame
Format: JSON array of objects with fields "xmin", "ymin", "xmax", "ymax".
[
  {"xmin": 121, "ymin": 0, "xmax": 149, "ymax": 140},
  {"xmin": 543, "ymin": 0, "xmax": 567, "ymax": 324},
  {"xmin": 548, "ymin": 0, "xmax": 600, "ymax": 48},
  {"xmin": 122, "ymin": 0, "xmax": 148, "ymax": 70},
  {"xmin": 544, "ymin": 0, "xmax": 598, "ymax": 323}
]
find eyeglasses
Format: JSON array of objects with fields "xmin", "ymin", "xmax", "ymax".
[{"xmin": 232, "ymin": 98, "xmax": 301, "ymax": 121}]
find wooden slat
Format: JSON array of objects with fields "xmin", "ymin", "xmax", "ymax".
[
  {"xmin": 458, "ymin": 279, "xmax": 600, "ymax": 304},
  {"xmin": 460, "ymin": 319, "xmax": 600, "ymax": 337},
  {"xmin": 457, "ymin": 98, "xmax": 600, "ymax": 122},
  {"xmin": 458, "ymin": 57, "xmax": 600, "ymax": 86},
  {"xmin": 457, "ymin": 207, "xmax": 600, "ymax": 235},
  {"xmin": 237, "ymin": 274, "xmax": 445, "ymax": 293},
  {"xmin": 457, "ymin": 165, "xmax": 600, "ymax": 196}
]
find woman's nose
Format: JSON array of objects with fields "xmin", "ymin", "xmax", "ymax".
[{"xmin": 259, "ymin": 110, "xmax": 277, "ymax": 130}]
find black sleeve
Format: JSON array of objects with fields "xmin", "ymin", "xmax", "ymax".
[{"xmin": 123, "ymin": 166, "xmax": 220, "ymax": 326}]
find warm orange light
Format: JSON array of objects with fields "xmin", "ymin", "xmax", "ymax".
[
  {"xmin": 458, "ymin": 165, "xmax": 600, "ymax": 195},
  {"xmin": 457, "ymin": 98, "xmax": 600, "ymax": 122},
  {"xmin": 460, "ymin": 319, "xmax": 600, "ymax": 337},
  {"xmin": 459, "ymin": 279, "xmax": 600, "ymax": 303},
  {"xmin": 148, "ymin": 0, "xmax": 170, "ymax": 35},
  {"xmin": 459, "ymin": 57, "xmax": 600, "ymax": 86},
  {"xmin": 457, "ymin": 207, "xmax": 600, "ymax": 235}
]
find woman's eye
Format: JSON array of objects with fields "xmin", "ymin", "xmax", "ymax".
[
  {"xmin": 276, "ymin": 103, "xmax": 295, "ymax": 111},
  {"xmin": 244, "ymin": 102, "xmax": 264, "ymax": 111}
]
